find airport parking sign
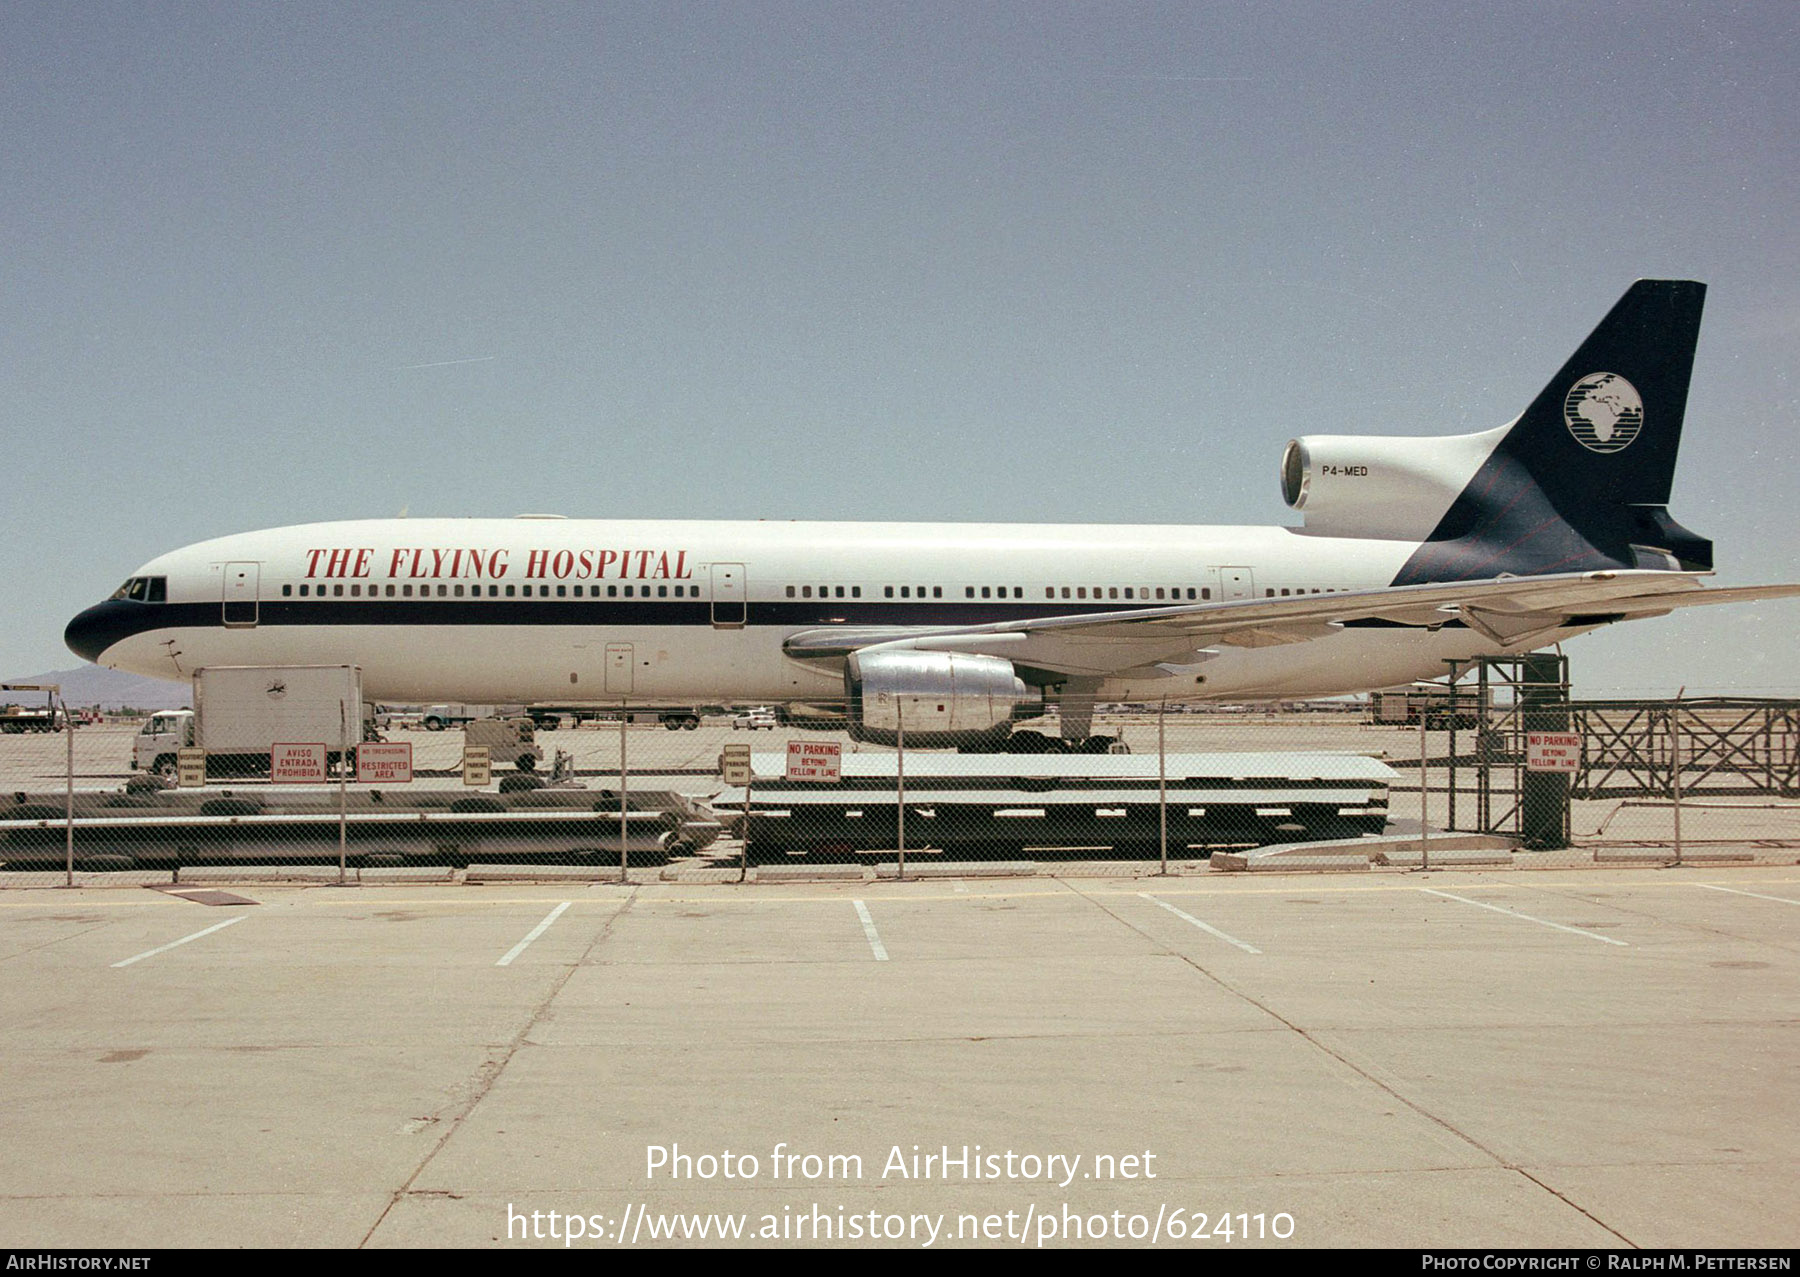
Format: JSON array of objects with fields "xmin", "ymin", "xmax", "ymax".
[
  {"xmin": 1526, "ymin": 732, "xmax": 1583, "ymax": 772},
  {"xmin": 177, "ymin": 747, "xmax": 207, "ymax": 788},
  {"xmin": 462, "ymin": 745, "xmax": 492, "ymax": 787},
  {"xmin": 785, "ymin": 740, "xmax": 842, "ymax": 782},
  {"xmin": 720, "ymin": 744, "xmax": 752, "ymax": 786}
]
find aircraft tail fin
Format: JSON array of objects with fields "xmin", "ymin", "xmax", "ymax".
[{"xmin": 1394, "ymin": 279, "xmax": 1713, "ymax": 585}]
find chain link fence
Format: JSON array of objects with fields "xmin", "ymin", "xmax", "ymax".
[{"xmin": 4, "ymin": 691, "xmax": 1799, "ymax": 885}]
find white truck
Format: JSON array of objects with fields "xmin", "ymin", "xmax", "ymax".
[
  {"xmin": 133, "ymin": 665, "xmax": 367, "ymax": 780},
  {"xmin": 462, "ymin": 716, "xmax": 545, "ymax": 771}
]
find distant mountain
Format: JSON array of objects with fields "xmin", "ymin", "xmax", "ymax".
[{"xmin": 4, "ymin": 666, "xmax": 190, "ymax": 710}]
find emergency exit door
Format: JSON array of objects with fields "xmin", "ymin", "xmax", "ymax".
[
  {"xmin": 605, "ymin": 643, "xmax": 634, "ymax": 694},
  {"xmin": 710, "ymin": 563, "xmax": 746, "ymax": 628},
  {"xmin": 222, "ymin": 562, "xmax": 259, "ymax": 627},
  {"xmin": 1219, "ymin": 567, "xmax": 1256, "ymax": 601}
]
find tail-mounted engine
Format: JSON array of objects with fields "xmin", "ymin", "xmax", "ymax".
[
  {"xmin": 1280, "ymin": 427, "xmax": 1505, "ymax": 540},
  {"xmin": 845, "ymin": 650, "xmax": 1044, "ymax": 747}
]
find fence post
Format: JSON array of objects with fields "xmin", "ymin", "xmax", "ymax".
[
  {"xmin": 896, "ymin": 699, "xmax": 905, "ymax": 881},
  {"xmin": 337, "ymin": 701, "xmax": 348, "ymax": 884},
  {"xmin": 1158, "ymin": 699, "xmax": 1168, "ymax": 875},
  {"xmin": 63, "ymin": 690, "xmax": 74, "ymax": 888},
  {"xmin": 619, "ymin": 707, "xmax": 629, "ymax": 881},
  {"xmin": 1419, "ymin": 709, "xmax": 1430, "ymax": 870},
  {"xmin": 1671, "ymin": 697, "xmax": 1684, "ymax": 866},
  {"xmin": 739, "ymin": 775, "xmax": 752, "ymax": 883}
]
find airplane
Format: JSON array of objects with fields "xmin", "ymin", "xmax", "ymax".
[{"xmin": 64, "ymin": 279, "xmax": 1800, "ymax": 752}]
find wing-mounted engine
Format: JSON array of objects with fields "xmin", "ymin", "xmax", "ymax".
[
  {"xmin": 845, "ymin": 650, "xmax": 1044, "ymax": 747},
  {"xmin": 1280, "ymin": 425, "xmax": 1506, "ymax": 540}
]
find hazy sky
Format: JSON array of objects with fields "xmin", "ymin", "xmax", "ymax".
[{"xmin": 4, "ymin": 2, "xmax": 1797, "ymax": 694}]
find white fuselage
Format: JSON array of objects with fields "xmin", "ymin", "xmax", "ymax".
[{"xmin": 76, "ymin": 516, "xmax": 1593, "ymax": 706}]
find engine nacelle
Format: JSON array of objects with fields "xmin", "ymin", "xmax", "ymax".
[
  {"xmin": 845, "ymin": 650, "xmax": 1043, "ymax": 747},
  {"xmin": 1280, "ymin": 425, "xmax": 1506, "ymax": 540}
]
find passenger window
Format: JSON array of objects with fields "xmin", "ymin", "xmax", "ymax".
[
  {"xmin": 981, "ymin": 587, "xmax": 990, "ymax": 599},
  {"xmin": 967, "ymin": 587, "xmax": 976, "ymax": 599},
  {"xmin": 1062, "ymin": 588, "xmax": 1070, "ymax": 599},
  {"xmin": 1108, "ymin": 587, "xmax": 1118, "ymax": 599},
  {"xmin": 802, "ymin": 586, "xmax": 812, "ymax": 598},
  {"xmin": 282, "ymin": 584, "xmax": 293, "ymax": 597},
  {"xmin": 1077, "ymin": 588, "xmax": 1086, "ymax": 599},
  {"xmin": 933, "ymin": 587, "xmax": 942, "ymax": 598},
  {"xmin": 852, "ymin": 587, "xmax": 861, "ymax": 598},
  {"xmin": 885, "ymin": 587, "xmax": 894, "ymax": 598},
  {"xmin": 1201, "ymin": 588, "xmax": 1209, "ymax": 600},
  {"xmin": 1124, "ymin": 588, "xmax": 1133, "ymax": 600},
  {"xmin": 607, "ymin": 586, "xmax": 617, "ymax": 597},
  {"xmin": 787, "ymin": 586, "xmax": 796, "ymax": 598},
  {"xmin": 658, "ymin": 586, "xmax": 668, "ymax": 598}
]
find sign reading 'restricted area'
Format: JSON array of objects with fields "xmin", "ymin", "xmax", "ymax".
[
  {"xmin": 785, "ymin": 740, "xmax": 842, "ymax": 782},
  {"xmin": 1526, "ymin": 732, "xmax": 1583, "ymax": 772},
  {"xmin": 271, "ymin": 742, "xmax": 328, "ymax": 783},
  {"xmin": 356, "ymin": 742, "xmax": 413, "ymax": 785}
]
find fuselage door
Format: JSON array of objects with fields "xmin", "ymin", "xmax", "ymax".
[
  {"xmin": 605, "ymin": 643, "xmax": 634, "ymax": 694},
  {"xmin": 710, "ymin": 563, "xmax": 746, "ymax": 629},
  {"xmin": 222, "ymin": 562, "xmax": 260, "ymax": 627},
  {"xmin": 1219, "ymin": 566, "xmax": 1255, "ymax": 602}
]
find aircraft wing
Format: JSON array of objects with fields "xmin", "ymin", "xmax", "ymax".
[{"xmin": 782, "ymin": 571, "xmax": 1800, "ymax": 681}]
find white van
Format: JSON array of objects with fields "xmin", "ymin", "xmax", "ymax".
[{"xmin": 464, "ymin": 717, "xmax": 546, "ymax": 771}]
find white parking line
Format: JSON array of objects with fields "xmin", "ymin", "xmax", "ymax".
[
  {"xmin": 1693, "ymin": 883, "xmax": 1800, "ymax": 906},
  {"xmin": 852, "ymin": 899, "xmax": 888, "ymax": 961},
  {"xmin": 497, "ymin": 901, "xmax": 572, "ymax": 967},
  {"xmin": 1139, "ymin": 893, "xmax": 1262, "ymax": 954},
  {"xmin": 111, "ymin": 916, "xmax": 248, "ymax": 968},
  {"xmin": 1421, "ymin": 888, "xmax": 1629, "ymax": 946}
]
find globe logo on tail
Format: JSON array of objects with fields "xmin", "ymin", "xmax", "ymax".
[{"xmin": 1563, "ymin": 372, "xmax": 1643, "ymax": 452}]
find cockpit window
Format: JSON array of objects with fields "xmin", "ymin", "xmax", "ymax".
[{"xmin": 108, "ymin": 576, "xmax": 167, "ymax": 603}]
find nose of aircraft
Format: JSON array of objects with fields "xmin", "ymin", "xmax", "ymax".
[{"xmin": 64, "ymin": 602, "xmax": 116, "ymax": 664}]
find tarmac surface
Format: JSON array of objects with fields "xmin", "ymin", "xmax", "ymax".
[{"xmin": 2, "ymin": 866, "xmax": 1797, "ymax": 1248}]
